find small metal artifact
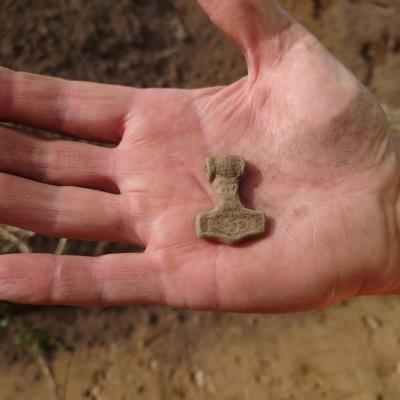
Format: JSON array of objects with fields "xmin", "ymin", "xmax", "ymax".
[{"xmin": 196, "ymin": 155, "xmax": 266, "ymax": 245}]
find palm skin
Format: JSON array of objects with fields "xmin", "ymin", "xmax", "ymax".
[{"xmin": 0, "ymin": 0, "xmax": 399, "ymax": 312}]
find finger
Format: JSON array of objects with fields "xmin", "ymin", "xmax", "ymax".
[
  {"xmin": 197, "ymin": 0, "xmax": 295, "ymax": 73},
  {"xmin": 0, "ymin": 67, "xmax": 135, "ymax": 143},
  {"xmin": 0, "ymin": 125, "xmax": 118, "ymax": 192},
  {"xmin": 0, "ymin": 253, "xmax": 162, "ymax": 306},
  {"xmin": 0, "ymin": 172, "xmax": 143, "ymax": 245}
]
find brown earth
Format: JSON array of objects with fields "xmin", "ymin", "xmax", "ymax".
[{"xmin": 0, "ymin": 1, "xmax": 400, "ymax": 399}]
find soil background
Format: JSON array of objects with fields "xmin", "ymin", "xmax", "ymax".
[{"xmin": 0, "ymin": 1, "xmax": 400, "ymax": 399}]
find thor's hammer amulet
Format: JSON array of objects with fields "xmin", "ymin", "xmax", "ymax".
[{"xmin": 196, "ymin": 155, "xmax": 266, "ymax": 245}]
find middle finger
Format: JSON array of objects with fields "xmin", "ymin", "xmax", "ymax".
[{"xmin": 0, "ymin": 125, "xmax": 118, "ymax": 193}]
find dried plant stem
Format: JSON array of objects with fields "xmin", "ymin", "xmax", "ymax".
[
  {"xmin": 0, "ymin": 226, "xmax": 31, "ymax": 253},
  {"xmin": 55, "ymin": 238, "xmax": 68, "ymax": 255},
  {"xmin": 383, "ymin": 104, "xmax": 400, "ymax": 132}
]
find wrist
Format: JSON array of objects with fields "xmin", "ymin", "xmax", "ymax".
[
  {"xmin": 392, "ymin": 135, "xmax": 400, "ymax": 295},
  {"xmin": 357, "ymin": 133, "xmax": 400, "ymax": 297}
]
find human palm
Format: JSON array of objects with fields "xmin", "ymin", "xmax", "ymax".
[{"xmin": 1, "ymin": 0, "xmax": 399, "ymax": 312}]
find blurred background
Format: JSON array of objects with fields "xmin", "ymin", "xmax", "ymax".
[{"xmin": 0, "ymin": 1, "xmax": 399, "ymax": 399}]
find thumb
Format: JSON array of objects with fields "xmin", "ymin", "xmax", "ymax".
[{"xmin": 197, "ymin": 0, "xmax": 296, "ymax": 76}]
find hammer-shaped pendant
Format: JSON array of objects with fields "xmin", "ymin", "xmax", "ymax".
[{"xmin": 196, "ymin": 155, "xmax": 266, "ymax": 245}]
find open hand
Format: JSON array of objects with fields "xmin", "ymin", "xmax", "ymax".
[{"xmin": 1, "ymin": 0, "xmax": 399, "ymax": 312}]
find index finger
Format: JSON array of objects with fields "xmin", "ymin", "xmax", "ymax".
[{"xmin": 0, "ymin": 67, "xmax": 135, "ymax": 143}]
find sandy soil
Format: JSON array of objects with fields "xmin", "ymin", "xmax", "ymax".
[{"xmin": 0, "ymin": 1, "xmax": 399, "ymax": 399}]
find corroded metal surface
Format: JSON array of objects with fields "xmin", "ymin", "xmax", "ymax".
[{"xmin": 196, "ymin": 155, "xmax": 266, "ymax": 245}]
